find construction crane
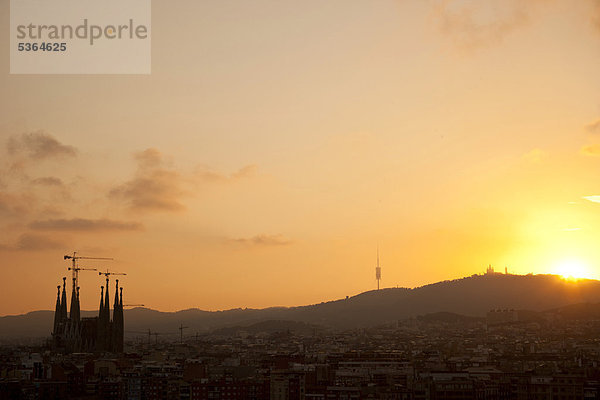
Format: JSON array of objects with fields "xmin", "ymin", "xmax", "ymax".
[
  {"xmin": 145, "ymin": 329, "xmax": 168, "ymax": 345},
  {"xmin": 125, "ymin": 329, "xmax": 167, "ymax": 345},
  {"xmin": 178, "ymin": 323, "xmax": 189, "ymax": 344},
  {"xmin": 123, "ymin": 304, "xmax": 145, "ymax": 308},
  {"xmin": 98, "ymin": 269, "xmax": 127, "ymax": 278},
  {"xmin": 64, "ymin": 252, "xmax": 113, "ymax": 289}
]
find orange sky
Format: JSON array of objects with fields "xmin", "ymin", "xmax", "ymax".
[{"xmin": 1, "ymin": 0, "xmax": 600, "ymax": 315}]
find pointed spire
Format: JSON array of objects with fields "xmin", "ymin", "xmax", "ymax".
[
  {"xmin": 114, "ymin": 279, "xmax": 119, "ymax": 309},
  {"xmin": 74, "ymin": 286, "xmax": 81, "ymax": 322},
  {"xmin": 97, "ymin": 285, "xmax": 106, "ymax": 351},
  {"xmin": 99, "ymin": 285, "xmax": 104, "ymax": 317},
  {"xmin": 104, "ymin": 277, "xmax": 110, "ymax": 321},
  {"xmin": 113, "ymin": 285, "xmax": 124, "ymax": 353},
  {"xmin": 60, "ymin": 277, "xmax": 68, "ymax": 321},
  {"xmin": 69, "ymin": 277, "xmax": 78, "ymax": 321},
  {"xmin": 104, "ymin": 277, "xmax": 112, "ymax": 351},
  {"xmin": 53, "ymin": 285, "xmax": 61, "ymax": 334}
]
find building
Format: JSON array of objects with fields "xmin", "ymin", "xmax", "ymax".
[
  {"xmin": 486, "ymin": 309, "xmax": 519, "ymax": 326},
  {"xmin": 52, "ymin": 276, "xmax": 124, "ymax": 353},
  {"xmin": 270, "ymin": 370, "xmax": 305, "ymax": 400}
]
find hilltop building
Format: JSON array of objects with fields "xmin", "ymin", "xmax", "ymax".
[{"xmin": 52, "ymin": 277, "xmax": 124, "ymax": 353}]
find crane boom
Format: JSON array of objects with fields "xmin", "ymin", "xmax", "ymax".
[
  {"xmin": 64, "ymin": 252, "xmax": 113, "ymax": 289},
  {"xmin": 99, "ymin": 269, "xmax": 127, "ymax": 278}
]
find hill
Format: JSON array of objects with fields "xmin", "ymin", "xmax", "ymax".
[{"xmin": 3, "ymin": 273, "xmax": 600, "ymax": 340}]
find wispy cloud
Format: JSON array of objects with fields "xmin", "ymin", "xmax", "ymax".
[
  {"xmin": 583, "ymin": 195, "xmax": 600, "ymax": 203},
  {"xmin": 194, "ymin": 164, "xmax": 257, "ymax": 183},
  {"xmin": 31, "ymin": 176, "xmax": 65, "ymax": 187},
  {"xmin": 434, "ymin": 0, "xmax": 538, "ymax": 51},
  {"xmin": 586, "ymin": 119, "xmax": 600, "ymax": 134},
  {"xmin": 227, "ymin": 234, "xmax": 293, "ymax": 247},
  {"xmin": 109, "ymin": 148, "xmax": 187, "ymax": 213},
  {"xmin": 0, "ymin": 233, "xmax": 67, "ymax": 252},
  {"xmin": 111, "ymin": 148, "xmax": 257, "ymax": 213},
  {"xmin": 522, "ymin": 148, "xmax": 547, "ymax": 164},
  {"xmin": 230, "ymin": 165, "xmax": 257, "ymax": 179},
  {"xmin": 29, "ymin": 218, "xmax": 143, "ymax": 232},
  {"xmin": 581, "ymin": 144, "xmax": 600, "ymax": 156},
  {"xmin": 0, "ymin": 192, "xmax": 35, "ymax": 219},
  {"xmin": 7, "ymin": 131, "xmax": 77, "ymax": 160},
  {"xmin": 16, "ymin": 233, "xmax": 66, "ymax": 250},
  {"xmin": 593, "ymin": 0, "xmax": 600, "ymax": 32},
  {"xmin": 0, "ymin": 133, "xmax": 78, "ymax": 222}
]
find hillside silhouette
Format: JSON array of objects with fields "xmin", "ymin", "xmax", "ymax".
[{"xmin": 3, "ymin": 273, "xmax": 600, "ymax": 339}]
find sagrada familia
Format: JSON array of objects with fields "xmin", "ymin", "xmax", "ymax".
[{"xmin": 52, "ymin": 277, "xmax": 124, "ymax": 353}]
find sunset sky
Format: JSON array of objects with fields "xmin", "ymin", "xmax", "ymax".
[{"xmin": 1, "ymin": 0, "xmax": 600, "ymax": 316}]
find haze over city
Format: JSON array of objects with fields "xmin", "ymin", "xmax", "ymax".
[{"xmin": 2, "ymin": 0, "xmax": 600, "ymax": 316}]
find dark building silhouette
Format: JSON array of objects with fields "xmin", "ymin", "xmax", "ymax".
[{"xmin": 52, "ymin": 277, "xmax": 124, "ymax": 353}]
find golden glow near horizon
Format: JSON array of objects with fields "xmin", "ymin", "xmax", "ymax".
[
  {"xmin": 553, "ymin": 259, "xmax": 592, "ymax": 280},
  {"xmin": 1, "ymin": 0, "xmax": 600, "ymax": 315}
]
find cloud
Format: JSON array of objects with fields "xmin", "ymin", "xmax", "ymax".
[
  {"xmin": 581, "ymin": 144, "xmax": 600, "ymax": 156},
  {"xmin": 228, "ymin": 234, "xmax": 293, "ymax": 247},
  {"xmin": 195, "ymin": 164, "xmax": 257, "ymax": 182},
  {"xmin": 231, "ymin": 165, "xmax": 258, "ymax": 179},
  {"xmin": 522, "ymin": 148, "xmax": 547, "ymax": 164},
  {"xmin": 583, "ymin": 195, "xmax": 600, "ymax": 203},
  {"xmin": 29, "ymin": 218, "xmax": 143, "ymax": 232},
  {"xmin": 31, "ymin": 176, "xmax": 65, "ymax": 186},
  {"xmin": 0, "ymin": 192, "xmax": 35, "ymax": 219},
  {"xmin": 16, "ymin": 233, "xmax": 66, "ymax": 250},
  {"xmin": 111, "ymin": 148, "xmax": 256, "ymax": 213},
  {"xmin": 593, "ymin": 0, "xmax": 600, "ymax": 31},
  {"xmin": 434, "ymin": 0, "xmax": 541, "ymax": 51},
  {"xmin": 7, "ymin": 131, "xmax": 77, "ymax": 159},
  {"xmin": 0, "ymin": 233, "xmax": 67, "ymax": 252},
  {"xmin": 586, "ymin": 119, "xmax": 600, "ymax": 134},
  {"xmin": 134, "ymin": 147, "xmax": 162, "ymax": 169},
  {"xmin": 110, "ymin": 148, "xmax": 187, "ymax": 212}
]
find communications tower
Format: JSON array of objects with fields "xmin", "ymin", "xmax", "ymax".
[{"xmin": 375, "ymin": 247, "xmax": 381, "ymax": 290}]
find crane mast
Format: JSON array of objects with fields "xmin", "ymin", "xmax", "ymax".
[{"xmin": 64, "ymin": 252, "xmax": 113, "ymax": 289}]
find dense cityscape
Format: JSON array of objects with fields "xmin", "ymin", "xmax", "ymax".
[{"xmin": 3, "ymin": 306, "xmax": 600, "ymax": 399}]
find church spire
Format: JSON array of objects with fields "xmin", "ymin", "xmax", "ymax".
[
  {"xmin": 53, "ymin": 285, "xmax": 61, "ymax": 334},
  {"xmin": 104, "ymin": 277, "xmax": 110, "ymax": 322},
  {"xmin": 96, "ymin": 286, "xmax": 108, "ymax": 351},
  {"xmin": 60, "ymin": 277, "xmax": 68, "ymax": 321},
  {"xmin": 74, "ymin": 286, "xmax": 81, "ymax": 321},
  {"xmin": 99, "ymin": 285, "xmax": 104, "ymax": 317},
  {"xmin": 112, "ymin": 283, "xmax": 124, "ymax": 352},
  {"xmin": 103, "ymin": 277, "xmax": 112, "ymax": 351},
  {"xmin": 114, "ymin": 279, "xmax": 119, "ymax": 309},
  {"xmin": 69, "ymin": 277, "xmax": 79, "ymax": 321}
]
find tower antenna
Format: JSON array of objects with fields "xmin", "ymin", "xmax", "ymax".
[{"xmin": 375, "ymin": 245, "xmax": 382, "ymax": 290}]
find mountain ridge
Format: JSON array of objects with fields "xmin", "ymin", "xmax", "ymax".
[{"xmin": 3, "ymin": 273, "xmax": 600, "ymax": 339}]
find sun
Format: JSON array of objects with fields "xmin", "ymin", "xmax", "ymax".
[{"xmin": 553, "ymin": 259, "xmax": 590, "ymax": 280}]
